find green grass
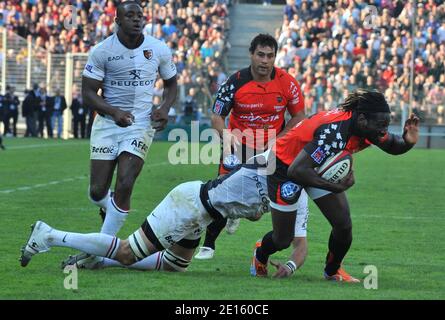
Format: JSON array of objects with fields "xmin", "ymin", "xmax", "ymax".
[{"xmin": 0, "ymin": 137, "xmax": 444, "ymax": 300}]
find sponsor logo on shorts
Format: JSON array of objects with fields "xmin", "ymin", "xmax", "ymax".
[
  {"xmin": 253, "ymin": 175, "xmax": 269, "ymax": 213},
  {"xmin": 280, "ymin": 181, "xmax": 300, "ymax": 200},
  {"xmin": 131, "ymin": 139, "xmax": 149, "ymax": 152},
  {"xmin": 311, "ymin": 147, "xmax": 327, "ymax": 164},
  {"xmin": 91, "ymin": 146, "xmax": 115, "ymax": 154},
  {"xmin": 164, "ymin": 235, "xmax": 176, "ymax": 246},
  {"xmin": 223, "ymin": 154, "xmax": 241, "ymax": 170}
]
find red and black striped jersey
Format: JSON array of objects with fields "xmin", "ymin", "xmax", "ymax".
[{"xmin": 212, "ymin": 67, "xmax": 304, "ymax": 149}]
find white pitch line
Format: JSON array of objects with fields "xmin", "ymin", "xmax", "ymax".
[
  {"xmin": 0, "ymin": 176, "xmax": 87, "ymax": 194},
  {"xmin": 0, "ymin": 161, "xmax": 171, "ymax": 194},
  {"xmin": 7, "ymin": 142, "xmax": 88, "ymax": 150},
  {"xmin": 357, "ymin": 214, "xmax": 445, "ymax": 221}
]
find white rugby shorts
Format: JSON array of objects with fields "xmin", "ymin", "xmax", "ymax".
[
  {"xmin": 294, "ymin": 189, "xmax": 309, "ymax": 237},
  {"xmin": 146, "ymin": 181, "xmax": 213, "ymax": 250},
  {"xmin": 90, "ymin": 115, "xmax": 155, "ymax": 161}
]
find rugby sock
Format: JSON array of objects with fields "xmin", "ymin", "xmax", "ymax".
[
  {"xmin": 202, "ymin": 217, "xmax": 228, "ymax": 250},
  {"xmin": 255, "ymin": 231, "xmax": 278, "ymax": 265},
  {"xmin": 89, "ymin": 188, "xmax": 111, "ymax": 209},
  {"xmin": 102, "ymin": 251, "xmax": 164, "ymax": 271},
  {"xmin": 100, "ymin": 196, "xmax": 128, "ymax": 236},
  {"xmin": 46, "ymin": 228, "xmax": 120, "ymax": 259},
  {"xmin": 324, "ymin": 229, "xmax": 352, "ymax": 276}
]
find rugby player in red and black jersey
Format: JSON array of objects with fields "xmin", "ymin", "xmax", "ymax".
[
  {"xmin": 195, "ymin": 34, "xmax": 307, "ymax": 261},
  {"xmin": 252, "ymin": 89, "xmax": 419, "ymax": 280}
]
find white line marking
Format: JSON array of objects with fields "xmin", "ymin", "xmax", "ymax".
[
  {"xmin": 0, "ymin": 176, "xmax": 87, "ymax": 194},
  {"xmin": 7, "ymin": 142, "xmax": 88, "ymax": 150},
  {"xmin": 0, "ymin": 161, "xmax": 171, "ymax": 194}
]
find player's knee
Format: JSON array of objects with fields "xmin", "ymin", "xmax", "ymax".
[
  {"xmin": 333, "ymin": 225, "xmax": 352, "ymax": 243},
  {"xmin": 89, "ymin": 185, "xmax": 108, "ymax": 202},
  {"xmin": 115, "ymin": 240, "xmax": 136, "ymax": 265},
  {"xmin": 272, "ymin": 234, "xmax": 293, "ymax": 251},
  {"xmin": 162, "ymin": 250, "xmax": 191, "ymax": 272},
  {"xmin": 115, "ymin": 175, "xmax": 136, "ymax": 195}
]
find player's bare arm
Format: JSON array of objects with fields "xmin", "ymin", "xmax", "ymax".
[
  {"xmin": 374, "ymin": 114, "xmax": 420, "ymax": 155},
  {"xmin": 271, "ymin": 237, "xmax": 307, "ymax": 278},
  {"xmin": 211, "ymin": 113, "xmax": 240, "ymax": 153},
  {"xmin": 82, "ymin": 76, "xmax": 134, "ymax": 127},
  {"xmin": 274, "ymin": 110, "xmax": 306, "ymax": 145},
  {"xmin": 288, "ymin": 149, "xmax": 355, "ymax": 193},
  {"xmin": 151, "ymin": 75, "xmax": 178, "ymax": 131}
]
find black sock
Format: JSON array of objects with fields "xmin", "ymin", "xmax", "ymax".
[
  {"xmin": 324, "ymin": 229, "xmax": 352, "ymax": 276},
  {"xmin": 202, "ymin": 217, "xmax": 228, "ymax": 250},
  {"xmin": 255, "ymin": 231, "xmax": 278, "ymax": 265}
]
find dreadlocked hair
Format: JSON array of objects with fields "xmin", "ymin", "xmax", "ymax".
[{"xmin": 339, "ymin": 89, "xmax": 390, "ymax": 114}]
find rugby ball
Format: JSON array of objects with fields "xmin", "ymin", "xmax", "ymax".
[{"xmin": 315, "ymin": 150, "xmax": 352, "ymax": 183}]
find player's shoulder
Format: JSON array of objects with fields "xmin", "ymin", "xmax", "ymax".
[
  {"xmin": 274, "ymin": 67, "xmax": 298, "ymax": 84},
  {"xmin": 225, "ymin": 67, "xmax": 253, "ymax": 86},
  {"xmin": 309, "ymin": 109, "xmax": 353, "ymax": 128},
  {"xmin": 143, "ymin": 35, "xmax": 170, "ymax": 52},
  {"xmin": 89, "ymin": 34, "xmax": 116, "ymax": 55}
]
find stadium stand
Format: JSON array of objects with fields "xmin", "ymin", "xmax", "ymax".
[
  {"xmin": 0, "ymin": 0, "xmax": 231, "ymax": 137},
  {"xmin": 276, "ymin": 0, "xmax": 445, "ymax": 125}
]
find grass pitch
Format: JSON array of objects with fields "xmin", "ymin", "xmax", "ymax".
[{"xmin": 0, "ymin": 137, "xmax": 444, "ymax": 300}]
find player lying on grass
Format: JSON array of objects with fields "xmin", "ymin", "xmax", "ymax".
[
  {"xmin": 251, "ymin": 89, "xmax": 420, "ymax": 281},
  {"xmin": 20, "ymin": 164, "xmax": 309, "ymax": 274}
]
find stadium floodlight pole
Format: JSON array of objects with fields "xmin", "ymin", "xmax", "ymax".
[
  {"xmin": 1, "ymin": 27, "xmax": 7, "ymax": 95},
  {"xmin": 26, "ymin": 36, "xmax": 32, "ymax": 91},
  {"xmin": 151, "ymin": 0, "xmax": 155, "ymax": 36},
  {"xmin": 408, "ymin": 0, "xmax": 416, "ymax": 119}
]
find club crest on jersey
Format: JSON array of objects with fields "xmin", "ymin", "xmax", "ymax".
[
  {"xmin": 276, "ymin": 96, "xmax": 283, "ymax": 103},
  {"xmin": 311, "ymin": 147, "xmax": 327, "ymax": 164},
  {"xmin": 143, "ymin": 49, "xmax": 153, "ymax": 60},
  {"xmin": 280, "ymin": 181, "xmax": 300, "ymax": 200}
]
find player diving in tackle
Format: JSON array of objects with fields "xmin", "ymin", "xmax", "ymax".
[{"xmin": 20, "ymin": 162, "xmax": 308, "ymax": 274}]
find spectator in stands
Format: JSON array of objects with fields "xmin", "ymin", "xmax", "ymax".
[
  {"xmin": 48, "ymin": 89, "xmax": 67, "ymax": 139},
  {"xmin": 182, "ymin": 88, "xmax": 198, "ymax": 124},
  {"xmin": 3, "ymin": 86, "xmax": 19, "ymax": 137},
  {"xmin": 71, "ymin": 90, "xmax": 86, "ymax": 139},
  {"xmin": 22, "ymin": 84, "xmax": 41, "ymax": 137},
  {"xmin": 37, "ymin": 87, "xmax": 52, "ymax": 138}
]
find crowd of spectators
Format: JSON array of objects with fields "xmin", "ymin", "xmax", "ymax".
[
  {"xmin": 276, "ymin": 0, "xmax": 445, "ymax": 124},
  {"xmin": 0, "ymin": 0, "xmax": 231, "ymax": 130}
]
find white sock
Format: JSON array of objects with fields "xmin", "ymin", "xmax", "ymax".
[
  {"xmin": 100, "ymin": 196, "xmax": 128, "ymax": 235},
  {"xmin": 89, "ymin": 188, "xmax": 111, "ymax": 209},
  {"xmin": 46, "ymin": 228, "xmax": 120, "ymax": 259},
  {"xmin": 102, "ymin": 252, "xmax": 163, "ymax": 271}
]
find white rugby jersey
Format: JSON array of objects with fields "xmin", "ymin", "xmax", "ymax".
[
  {"xmin": 83, "ymin": 33, "xmax": 177, "ymax": 120},
  {"xmin": 203, "ymin": 166, "xmax": 270, "ymax": 220}
]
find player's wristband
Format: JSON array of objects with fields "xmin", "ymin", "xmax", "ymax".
[{"xmin": 285, "ymin": 260, "xmax": 297, "ymax": 275}]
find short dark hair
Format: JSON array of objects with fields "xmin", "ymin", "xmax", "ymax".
[
  {"xmin": 116, "ymin": 1, "xmax": 142, "ymax": 18},
  {"xmin": 249, "ymin": 34, "xmax": 278, "ymax": 55},
  {"xmin": 339, "ymin": 89, "xmax": 390, "ymax": 114}
]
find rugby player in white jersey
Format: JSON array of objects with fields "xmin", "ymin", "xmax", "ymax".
[
  {"xmin": 20, "ymin": 163, "xmax": 308, "ymax": 276},
  {"xmin": 68, "ymin": 0, "xmax": 177, "ymax": 266}
]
